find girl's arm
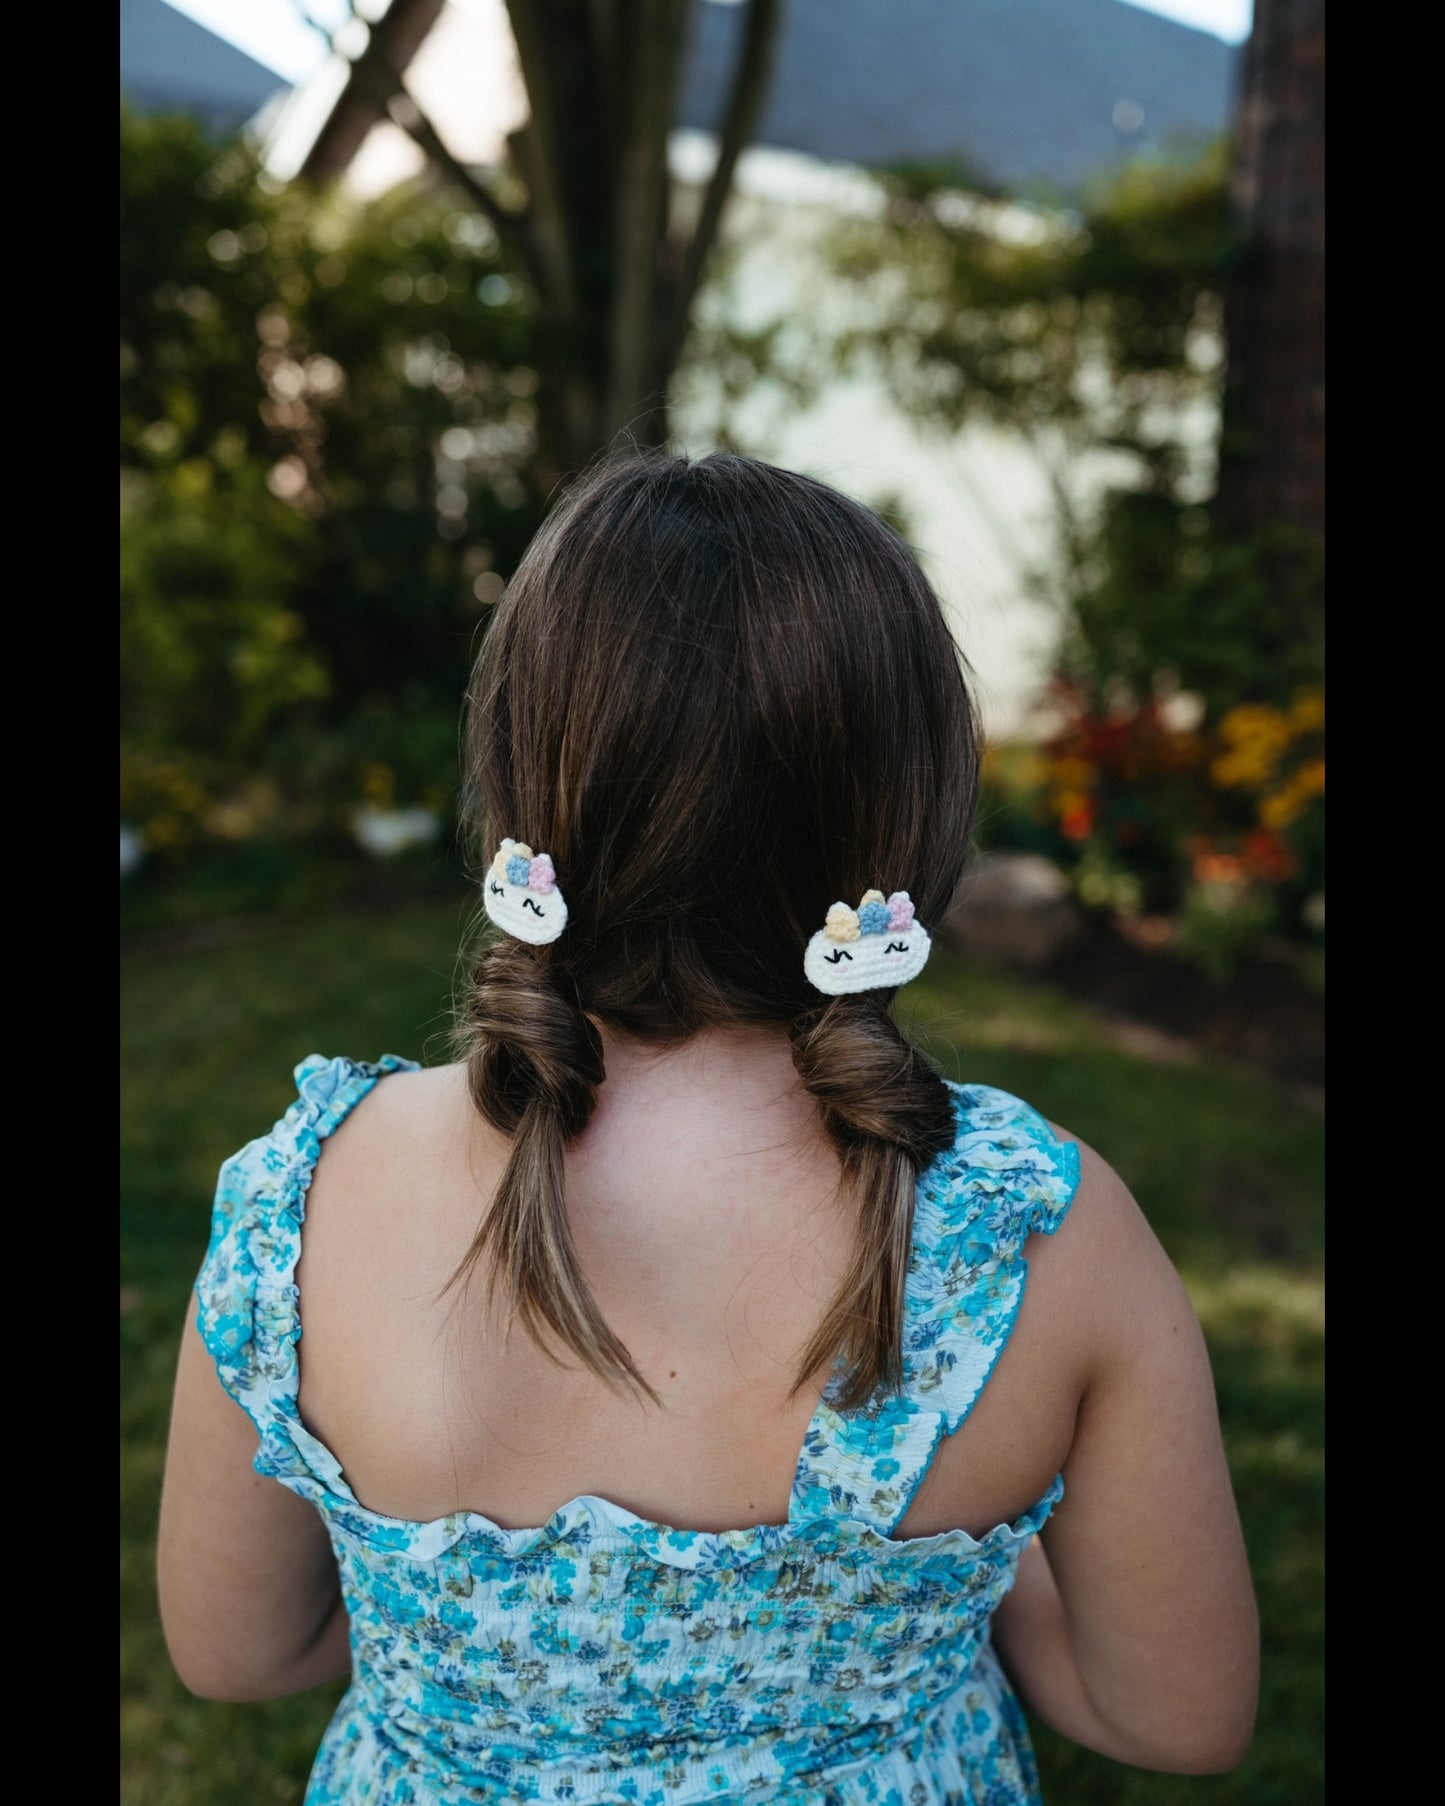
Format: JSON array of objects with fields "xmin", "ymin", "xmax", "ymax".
[
  {"xmin": 157, "ymin": 1294, "xmax": 352, "ymax": 1701},
  {"xmin": 990, "ymin": 1536, "xmax": 1132, "ymax": 1758},
  {"xmin": 992, "ymin": 1141, "xmax": 1258, "ymax": 1775}
]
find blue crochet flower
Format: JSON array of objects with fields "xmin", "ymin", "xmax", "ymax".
[
  {"xmin": 506, "ymin": 854, "xmax": 531, "ymax": 885},
  {"xmin": 858, "ymin": 900, "xmax": 890, "ymax": 935}
]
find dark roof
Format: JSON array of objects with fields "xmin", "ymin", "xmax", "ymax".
[
  {"xmin": 120, "ymin": 0, "xmax": 289, "ymax": 137},
  {"xmin": 678, "ymin": 0, "xmax": 1237, "ymax": 196}
]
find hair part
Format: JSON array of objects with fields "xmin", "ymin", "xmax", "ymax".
[{"xmin": 452, "ymin": 451, "xmax": 980, "ymax": 1410}]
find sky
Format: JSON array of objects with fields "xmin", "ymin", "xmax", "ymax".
[{"xmin": 161, "ymin": 0, "xmax": 1255, "ymax": 86}]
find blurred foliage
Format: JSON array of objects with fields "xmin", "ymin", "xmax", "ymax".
[
  {"xmin": 831, "ymin": 148, "xmax": 1231, "ymax": 465},
  {"xmin": 834, "ymin": 146, "xmax": 1323, "ymax": 969},
  {"xmin": 120, "ymin": 108, "xmax": 547, "ymax": 857},
  {"xmin": 831, "ymin": 143, "xmax": 1327, "ymax": 711}
]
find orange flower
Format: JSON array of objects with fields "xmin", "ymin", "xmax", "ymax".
[
  {"xmin": 1194, "ymin": 851, "xmax": 1246, "ymax": 884},
  {"xmin": 1060, "ymin": 798, "xmax": 1096, "ymax": 841},
  {"xmin": 1243, "ymin": 828, "xmax": 1295, "ymax": 883}
]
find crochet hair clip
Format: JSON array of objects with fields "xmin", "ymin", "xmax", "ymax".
[
  {"xmin": 483, "ymin": 843, "xmax": 927, "ymax": 990},
  {"xmin": 804, "ymin": 890, "xmax": 932, "ymax": 995},
  {"xmin": 484, "ymin": 838, "xmax": 569, "ymax": 944}
]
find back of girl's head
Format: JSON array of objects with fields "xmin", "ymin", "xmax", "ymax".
[{"xmin": 458, "ymin": 452, "xmax": 982, "ymax": 1406}]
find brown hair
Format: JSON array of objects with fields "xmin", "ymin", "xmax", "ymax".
[{"xmin": 456, "ymin": 452, "xmax": 980, "ymax": 1408}]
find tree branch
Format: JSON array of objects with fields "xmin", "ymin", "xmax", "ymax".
[
  {"xmin": 380, "ymin": 83, "xmax": 530, "ymax": 252},
  {"xmin": 291, "ymin": 0, "xmax": 530, "ymax": 264},
  {"xmin": 671, "ymin": 0, "xmax": 782, "ymax": 344}
]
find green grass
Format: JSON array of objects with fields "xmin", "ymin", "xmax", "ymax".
[{"xmin": 122, "ymin": 902, "xmax": 1322, "ymax": 1805}]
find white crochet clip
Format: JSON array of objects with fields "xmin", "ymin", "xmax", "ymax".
[
  {"xmin": 804, "ymin": 889, "xmax": 932, "ymax": 995},
  {"xmin": 484, "ymin": 838, "xmax": 569, "ymax": 945}
]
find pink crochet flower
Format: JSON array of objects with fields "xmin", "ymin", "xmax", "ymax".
[
  {"xmin": 887, "ymin": 891, "xmax": 916, "ymax": 930},
  {"xmin": 528, "ymin": 854, "xmax": 556, "ymax": 894}
]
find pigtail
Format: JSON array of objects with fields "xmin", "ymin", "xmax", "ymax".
[
  {"xmin": 453, "ymin": 938, "xmax": 657, "ymax": 1402},
  {"xmin": 789, "ymin": 998, "xmax": 957, "ymax": 1409}
]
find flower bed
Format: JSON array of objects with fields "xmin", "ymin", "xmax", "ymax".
[{"xmin": 981, "ymin": 685, "xmax": 1324, "ymax": 980}]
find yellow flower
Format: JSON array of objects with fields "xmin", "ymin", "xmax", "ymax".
[
  {"xmin": 1258, "ymin": 790, "xmax": 1302, "ymax": 830},
  {"xmin": 1211, "ymin": 749, "xmax": 1274, "ymax": 790},
  {"xmin": 1289, "ymin": 691, "xmax": 1325, "ymax": 735},
  {"xmin": 1219, "ymin": 704, "xmax": 1290, "ymax": 746},
  {"xmin": 1213, "ymin": 705, "xmax": 1297, "ymax": 790},
  {"xmin": 1294, "ymin": 759, "xmax": 1325, "ymax": 798},
  {"xmin": 1257, "ymin": 759, "xmax": 1325, "ymax": 829}
]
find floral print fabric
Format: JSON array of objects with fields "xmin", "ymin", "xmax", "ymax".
[{"xmin": 196, "ymin": 1056, "xmax": 1080, "ymax": 1804}]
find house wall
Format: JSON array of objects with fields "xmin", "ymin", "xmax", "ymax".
[{"xmin": 671, "ymin": 168, "xmax": 1069, "ymax": 741}]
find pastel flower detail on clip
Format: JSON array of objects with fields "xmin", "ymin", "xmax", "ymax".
[
  {"xmin": 805, "ymin": 887, "xmax": 932, "ymax": 994},
  {"xmin": 824, "ymin": 902, "xmax": 862, "ymax": 943},
  {"xmin": 857, "ymin": 890, "xmax": 891, "ymax": 935},
  {"xmin": 484, "ymin": 838, "xmax": 569, "ymax": 944}
]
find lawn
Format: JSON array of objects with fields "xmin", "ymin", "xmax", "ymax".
[{"xmin": 121, "ymin": 896, "xmax": 1322, "ymax": 1806}]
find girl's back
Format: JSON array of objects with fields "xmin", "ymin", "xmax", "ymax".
[
  {"xmin": 294, "ymin": 1038, "xmax": 1077, "ymax": 1540},
  {"xmin": 159, "ymin": 452, "xmax": 1257, "ymax": 1804}
]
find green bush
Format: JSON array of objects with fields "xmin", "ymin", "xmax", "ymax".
[
  {"xmin": 120, "ymin": 109, "xmax": 546, "ymax": 857},
  {"xmin": 832, "ymin": 149, "xmax": 1324, "ymax": 968}
]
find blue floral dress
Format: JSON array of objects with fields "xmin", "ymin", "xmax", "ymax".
[{"xmin": 196, "ymin": 1055, "xmax": 1080, "ymax": 1805}]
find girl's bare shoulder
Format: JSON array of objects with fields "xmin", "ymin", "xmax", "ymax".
[
  {"xmin": 302, "ymin": 1061, "xmax": 509, "ymax": 1237},
  {"xmin": 323, "ymin": 1059, "xmax": 489, "ymax": 1148},
  {"xmin": 1032, "ymin": 1120, "xmax": 1200, "ymax": 1369}
]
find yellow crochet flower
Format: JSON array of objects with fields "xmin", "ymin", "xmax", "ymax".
[{"xmin": 824, "ymin": 902, "xmax": 862, "ymax": 943}]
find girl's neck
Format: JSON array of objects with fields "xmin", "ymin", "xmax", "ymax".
[{"xmin": 586, "ymin": 1021, "xmax": 818, "ymax": 1148}]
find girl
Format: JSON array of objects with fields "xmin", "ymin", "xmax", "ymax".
[{"xmin": 158, "ymin": 453, "xmax": 1257, "ymax": 1804}]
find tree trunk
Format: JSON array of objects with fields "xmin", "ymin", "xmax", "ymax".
[
  {"xmin": 297, "ymin": 0, "xmax": 783, "ymax": 487},
  {"xmin": 1217, "ymin": 0, "xmax": 1325, "ymax": 542}
]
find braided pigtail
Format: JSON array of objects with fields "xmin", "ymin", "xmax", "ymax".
[
  {"xmin": 789, "ymin": 998, "xmax": 958, "ymax": 1410},
  {"xmin": 453, "ymin": 938, "xmax": 656, "ymax": 1402}
]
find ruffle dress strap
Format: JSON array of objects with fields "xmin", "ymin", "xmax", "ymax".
[
  {"xmin": 194, "ymin": 1053, "xmax": 418, "ymax": 1503},
  {"xmin": 790, "ymin": 1083, "xmax": 1080, "ymax": 1536}
]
